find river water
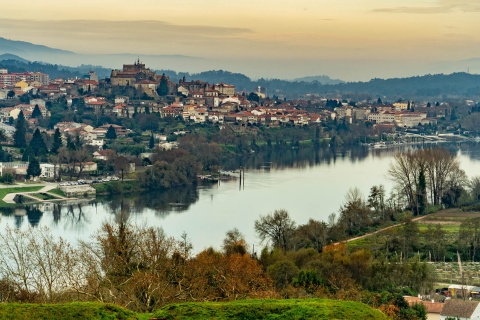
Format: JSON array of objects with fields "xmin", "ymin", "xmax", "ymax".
[{"xmin": 2, "ymin": 143, "xmax": 480, "ymax": 252}]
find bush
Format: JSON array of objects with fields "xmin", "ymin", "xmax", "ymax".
[{"xmin": 0, "ymin": 173, "xmax": 15, "ymax": 184}]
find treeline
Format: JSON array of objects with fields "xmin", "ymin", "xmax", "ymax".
[{"xmin": 0, "ymin": 221, "xmax": 426, "ymax": 319}]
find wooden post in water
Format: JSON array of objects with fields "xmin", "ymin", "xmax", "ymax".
[{"xmin": 242, "ymin": 167, "xmax": 245, "ymax": 189}]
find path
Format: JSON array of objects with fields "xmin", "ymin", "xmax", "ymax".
[
  {"xmin": 2, "ymin": 182, "xmax": 59, "ymax": 204},
  {"xmin": 334, "ymin": 214, "xmax": 433, "ymax": 246}
]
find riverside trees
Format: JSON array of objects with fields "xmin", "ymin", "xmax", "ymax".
[{"xmin": 388, "ymin": 148, "xmax": 466, "ymax": 214}]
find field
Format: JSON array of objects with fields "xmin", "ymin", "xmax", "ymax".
[
  {"xmin": 0, "ymin": 300, "xmax": 387, "ymax": 320},
  {"xmin": 347, "ymin": 208, "xmax": 480, "ymax": 285}
]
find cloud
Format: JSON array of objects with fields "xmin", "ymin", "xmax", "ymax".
[{"xmin": 373, "ymin": 1, "xmax": 480, "ymax": 14}]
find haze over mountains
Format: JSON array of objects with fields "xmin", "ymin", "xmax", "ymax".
[
  {"xmin": 2, "ymin": 36, "xmax": 480, "ymax": 83},
  {"xmin": 2, "ymin": 36, "xmax": 480, "ymax": 99}
]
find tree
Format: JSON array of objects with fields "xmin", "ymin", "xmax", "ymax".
[
  {"xmin": 13, "ymin": 111, "xmax": 27, "ymax": 148},
  {"xmin": 113, "ymin": 155, "xmax": 130, "ymax": 182},
  {"xmin": 157, "ymin": 74, "xmax": 169, "ymax": 96},
  {"xmin": 149, "ymin": 134, "xmax": 155, "ymax": 149},
  {"xmin": 254, "ymin": 209, "xmax": 296, "ymax": 251},
  {"xmin": 222, "ymin": 228, "xmax": 247, "ymax": 256},
  {"xmin": 105, "ymin": 125, "xmax": 117, "ymax": 140},
  {"xmin": 29, "ymin": 128, "xmax": 48, "ymax": 156},
  {"xmin": 22, "ymin": 146, "xmax": 35, "ymax": 162},
  {"xmin": 26, "ymin": 157, "xmax": 41, "ymax": 180},
  {"xmin": 51, "ymin": 128, "xmax": 63, "ymax": 154},
  {"xmin": 31, "ymin": 105, "xmax": 42, "ymax": 119},
  {"xmin": 7, "ymin": 90, "xmax": 15, "ymax": 99},
  {"xmin": 388, "ymin": 149, "xmax": 464, "ymax": 212}
]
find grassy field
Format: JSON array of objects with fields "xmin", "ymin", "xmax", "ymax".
[
  {"xmin": 153, "ymin": 299, "xmax": 388, "ymax": 320},
  {"xmin": 48, "ymin": 188, "xmax": 67, "ymax": 197},
  {"xmin": 0, "ymin": 302, "xmax": 151, "ymax": 320},
  {"xmin": 0, "ymin": 186, "xmax": 43, "ymax": 208},
  {"xmin": 0, "ymin": 300, "xmax": 387, "ymax": 320}
]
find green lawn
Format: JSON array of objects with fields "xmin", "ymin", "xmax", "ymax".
[
  {"xmin": 48, "ymin": 188, "xmax": 67, "ymax": 197},
  {"xmin": 153, "ymin": 299, "xmax": 388, "ymax": 320},
  {"xmin": 0, "ymin": 186, "xmax": 43, "ymax": 208}
]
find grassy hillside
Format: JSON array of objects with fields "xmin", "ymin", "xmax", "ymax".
[
  {"xmin": 0, "ymin": 300, "xmax": 387, "ymax": 320},
  {"xmin": 153, "ymin": 299, "xmax": 388, "ymax": 320},
  {"xmin": 0, "ymin": 302, "xmax": 150, "ymax": 320}
]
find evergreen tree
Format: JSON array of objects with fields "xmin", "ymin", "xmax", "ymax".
[
  {"xmin": 31, "ymin": 104, "xmax": 42, "ymax": 118},
  {"xmin": 66, "ymin": 135, "xmax": 77, "ymax": 151},
  {"xmin": 416, "ymin": 166, "xmax": 427, "ymax": 215},
  {"xmin": 51, "ymin": 128, "xmax": 63, "ymax": 154},
  {"xmin": 13, "ymin": 111, "xmax": 27, "ymax": 148},
  {"xmin": 29, "ymin": 128, "xmax": 48, "ymax": 156},
  {"xmin": 156, "ymin": 74, "xmax": 169, "ymax": 96},
  {"xmin": 26, "ymin": 157, "xmax": 41, "ymax": 180},
  {"xmin": 106, "ymin": 125, "xmax": 117, "ymax": 139},
  {"xmin": 22, "ymin": 146, "xmax": 35, "ymax": 162},
  {"xmin": 149, "ymin": 134, "xmax": 155, "ymax": 149}
]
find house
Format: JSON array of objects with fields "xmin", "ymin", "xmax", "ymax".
[
  {"xmin": 93, "ymin": 149, "xmax": 115, "ymax": 161},
  {"xmin": 40, "ymin": 164, "xmax": 59, "ymax": 179},
  {"xmin": 440, "ymin": 300, "xmax": 480, "ymax": 320}
]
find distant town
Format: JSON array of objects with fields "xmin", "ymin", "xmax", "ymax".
[{"xmin": 0, "ymin": 59, "xmax": 477, "ymax": 192}]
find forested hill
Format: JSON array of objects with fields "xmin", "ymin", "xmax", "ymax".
[
  {"xmin": 2, "ymin": 54, "xmax": 480, "ymax": 99},
  {"xmin": 159, "ymin": 69, "xmax": 480, "ymax": 99},
  {"xmin": 0, "ymin": 57, "xmax": 111, "ymax": 79},
  {"xmin": 326, "ymin": 72, "xmax": 480, "ymax": 98}
]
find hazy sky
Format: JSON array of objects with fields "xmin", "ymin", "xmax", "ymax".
[{"xmin": 1, "ymin": 0, "xmax": 479, "ymax": 80}]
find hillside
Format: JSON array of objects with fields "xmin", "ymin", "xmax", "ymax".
[
  {"xmin": 0, "ymin": 37, "xmax": 73, "ymax": 56},
  {"xmin": 153, "ymin": 299, "xmax": 389, "ymax": 320},
  {"xmin": 0, "ymin": 300, "xmax": 387, "ymax": 320},
  {"xmin": 0, "ymin": 302, "xmax": 145, "ymax": 320}
]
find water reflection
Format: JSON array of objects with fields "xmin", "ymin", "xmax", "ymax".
[{"xmin": 2, "ymin": 142, "xmax": 480, "ymax": 234}]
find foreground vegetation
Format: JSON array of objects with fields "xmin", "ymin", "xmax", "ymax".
[
  {"xmin": 153, "ymin": 299, "xmax": 389, "ymax": 320},
  {"xmin": 0, "ymin": 299, "xmax": 388, "ymax": 320},
  {"xmin": 0, "ymin": 302, "xmax": 147, "ymax": 320}
]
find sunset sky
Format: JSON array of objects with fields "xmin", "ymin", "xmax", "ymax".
[{"xmin": 1, "ymin": 0, "xmax": 479, "ymax": 80}]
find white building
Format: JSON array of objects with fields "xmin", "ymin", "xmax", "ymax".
[{"xmin": 40, "ymin": 163, "xmax": 58, "ymax": 179}]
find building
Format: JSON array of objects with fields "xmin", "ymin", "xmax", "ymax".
[
  {"xmin": 441, "ymin": 300, "xmax": 480, "ymax": 320},
  {"xmin": 40, "ymin": 164, "xmax": 59, "ymax": 179},
  {"xmin": 110, "ymin": 59, "xmax": 157, "ymax": 87},
  {"xmin": 0, "ymin": 71, "xmax": 49, "ymax": 86}
]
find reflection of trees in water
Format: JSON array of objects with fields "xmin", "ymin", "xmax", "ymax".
[
  {"xmin": 97, "ymin": 186, "xmax": 200, "ymax": 218},
  {"xmin": 25, "ymin": 206, "xmax": 43, "ymax": 227},
  {"xmin": 221, "ymin": 145, "xmax": 372, "ymax": 170},
  {"xmin": 222, "ymin": 142, "xmax": 480, "ymax": 171},
  {"xmin": 14, "ymin": 215, "xmax": 23, "ymax": 229}
]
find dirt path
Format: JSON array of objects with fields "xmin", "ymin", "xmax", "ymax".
[{"xmin": 333, "ymin": 214, "xmax": 432, "ymax": 246}]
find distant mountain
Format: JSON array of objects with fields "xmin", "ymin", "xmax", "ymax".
[
  {"xmin": 293, "ymin": 75, "xmax": 344, "ymax": 85},
  {"xmin": 0, "ymin": 37, "xmax": 74, "ymax": 56},
  {"xmin": 0, "ymin": 59, "xmax": 111, "ymax": 80},
  {"xmin": 0, "ymin": 53, "xmax": 29, "ymax": 63}
]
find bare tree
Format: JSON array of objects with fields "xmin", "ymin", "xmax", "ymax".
[{"xmin": 254, "ymin": 209, "xmax": 296, "ymax": 251}]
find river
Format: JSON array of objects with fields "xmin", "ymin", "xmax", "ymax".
[{"xmin": 2, "ymin": 143, "xmax": 480, "ymax": 252}]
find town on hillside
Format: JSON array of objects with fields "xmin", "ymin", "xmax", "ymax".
[{"xmin": 0, "ymin": 60, "xmax": 477, "ymax": 184}]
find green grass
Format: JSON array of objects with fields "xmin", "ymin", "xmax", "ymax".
[
  {"xmin": 48, "ymin": 188, "xmax": 67, "ymax": 197},
  {"xmin": 0, "ymin": 186, "xmax": 43, "ymax": 208},
  {"xmin": 153, "ymin": 299, "xmax": 388, "ymax": 320},
  {"xmin": 0, "ymin": 302, "xmax": 150, "ymax": 320}
]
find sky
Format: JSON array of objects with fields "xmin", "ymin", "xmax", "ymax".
[{"xmin": 1, "ymin": 0, "xmax": 480, "ymax": 81}]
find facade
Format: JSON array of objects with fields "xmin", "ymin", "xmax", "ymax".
[
  {"xmin": 0, "ymin": 71, "xmax": 49, "ymax": 86},
  {"xmin": 110, "ymin": 60, "xmax": 157, "ymax": 87}
]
